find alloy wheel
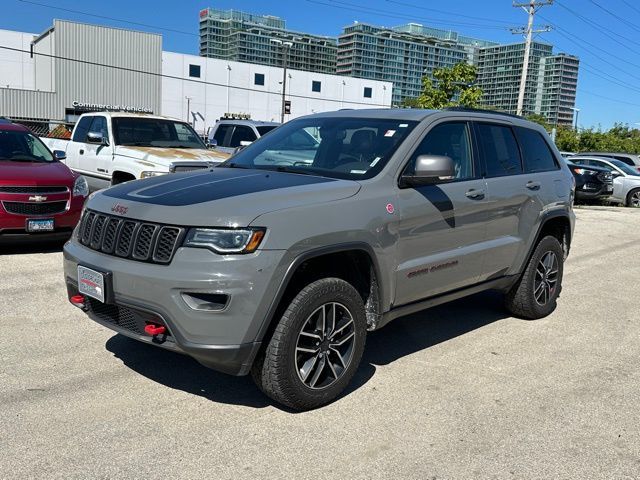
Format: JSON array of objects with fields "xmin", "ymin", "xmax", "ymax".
[
  {"xmin": 631, "ymin": 191, "xmax": 640, "ymax": 207},
  {"xmin": 295, "ymin": 302, "xmax": 356, "ymax": 390},
  {"xmin": 534, "ymin": 251, "xmax": 559, "ymax": 306}
]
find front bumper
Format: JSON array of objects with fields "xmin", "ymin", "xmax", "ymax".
[{"xmin": 63, "ymin": 239, "xmax": 287, "ymax": 376}]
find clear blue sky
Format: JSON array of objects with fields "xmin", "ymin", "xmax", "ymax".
[{"xmin": 3, "ymin": 0, "xmax": 640, "ymax": 129}]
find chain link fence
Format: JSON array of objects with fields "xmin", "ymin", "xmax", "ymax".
[{"xmin": 9, "ymin": 118, "xmax": 75, "ymax": 139}]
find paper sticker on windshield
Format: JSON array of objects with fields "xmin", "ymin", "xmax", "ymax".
[
  {"xmin": 370, "ymin": 157, "xmax": 381, "ymax": 167},
  {"xmin": 350, "ymin": 170, "xmax": 367, "ymax": 174},
  {"xmin": 384, "ymin": 130, "xmax": 396, "ymax": 137},
  {"xmin": 399, "ymin": 124, "xmax": 408, "ymax": 128}
]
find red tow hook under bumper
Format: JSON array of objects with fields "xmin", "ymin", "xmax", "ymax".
[
  {"xmin": 144, "ymin": 324, "xmax": 166, "ymax": 336},
  {"xmin": 69, "ymin": 294, "xmax": 87, "ymax": 310}
]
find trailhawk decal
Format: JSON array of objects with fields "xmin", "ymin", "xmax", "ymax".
[{"xmin": 407, "ymin": 260, "xmax": 459, "ymax": 278}]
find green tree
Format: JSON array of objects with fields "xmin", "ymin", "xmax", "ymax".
[
  {"xmin": 526, "ymin": 114, "xmax": 551, "ymax": 131},
  {"xmin": 403, "ymin": 63, "xmax": 483, "ymax": 109}
]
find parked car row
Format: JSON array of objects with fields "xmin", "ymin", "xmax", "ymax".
[{"xmin": 564, "ymin": 154, "xmax": 640, "ymax": 207}]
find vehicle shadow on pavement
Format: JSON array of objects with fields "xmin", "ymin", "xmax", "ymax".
[
  {"xmin": 0, "ymin": 239, "xmax": 66, "ymax": 255},
  {"xmin": 105, "ymin": 290, "xmax": 508, "ymax": 411}
]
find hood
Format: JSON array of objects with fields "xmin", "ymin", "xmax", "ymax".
[
  {"xmin": 0, "ymin": 160, "xmax": 75, "ymax": 185},
  {"xmin": 115, "ymin": 146, "xmax": 230, "ymax": 167},
  {"xmin": 89, "ymin": 168, "xmax": 361, "ymax": 227}
]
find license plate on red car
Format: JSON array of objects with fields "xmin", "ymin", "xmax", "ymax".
[
  {"xmin": 26, "ymin": 218, "xmax": 54, "ymax": 232},
  {"xmin": 78, "ymin": 266, "xmax": 105, "ymax": 303}
]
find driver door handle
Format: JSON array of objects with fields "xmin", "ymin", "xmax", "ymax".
[
  {"xmin": 526, "ymin": 181, "xmax": 541, "ymax": 190},
  {"xmin": 465, "ymin": 188, "xmax": 485, "ymax": 199}
]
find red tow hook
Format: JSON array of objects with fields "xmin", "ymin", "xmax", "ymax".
[
  {"xmin": 70, "ymin": 294, "xmax": 86, "ymax": 309},
  {"xmin": 144, "ymin": 324, "xmax": 166, "ymax": 336}
]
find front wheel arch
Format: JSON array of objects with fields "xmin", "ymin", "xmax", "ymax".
[{"xmin": 626, "ymin": 188, "xmax": 640, "ymax": 207}]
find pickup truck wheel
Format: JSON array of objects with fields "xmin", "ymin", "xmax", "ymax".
[
  {"xmin": 505, "ymin": 235, "xmax": 564, "ymax": 320},
  {"xmin": 252, "ymin": 278, "xmax": 366, "ymax": 410}
]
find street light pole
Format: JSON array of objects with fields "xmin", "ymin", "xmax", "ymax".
[{"xmin": 571, "ymin": 107, "xmax": 580, "ymax": 131}]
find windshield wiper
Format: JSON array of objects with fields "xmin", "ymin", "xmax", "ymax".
[{"xmin": 273, "ymin": 165, "xmax": 315, "ymax": 176}]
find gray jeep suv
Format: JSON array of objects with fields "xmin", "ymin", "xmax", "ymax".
[{"xmin": 64, "ymin": 108, "xmax": 575, "ymax": 410}]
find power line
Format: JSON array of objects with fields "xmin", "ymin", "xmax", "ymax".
[
  {"xmin": 620, "ymin": 0, "xmax": 640, "ymax": 16},
  {"xmin": 0, "ymin": 45, "xmax": 391, "ymax": 108},
  {"xmin": 579, "ymin": 89, "xmax": 640, "ymax": 108},
  {"xmin": 553, "ymin": 0, "xmax": 640, "ymax": 52},
  {"xmin": 587, "ymin": 0, "xmax": 640, "ymax": 34},
  {"xmin": 17, "ymin": 0, "xmax": 198, "ymax": 37},
  {"xmin": 383, "ymin": 0, "xmax": 515, "ymax": 25},
  {"xmin": 305, "ymin": 0, "xmax": 509, "ymax": 30}
]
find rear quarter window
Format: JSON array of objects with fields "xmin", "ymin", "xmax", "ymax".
[
  {"xmin": 476, "ymin": 123, "xmax": 522, "ymax": 177},
  {"xmin": 515, "ymin": 127, "xmax": 559, "ymax": 173}
]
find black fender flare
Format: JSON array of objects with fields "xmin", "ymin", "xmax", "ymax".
[
  {"xmin": 520, "ymin": 209, "xmax": 573, "ymax": 274},
  {"xmin": 254, "ymin": 242, "xmax": 384, "ymax": 344}
]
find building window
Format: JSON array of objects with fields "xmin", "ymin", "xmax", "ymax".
[
  {"xmin": 189, "ymin": 64, "xmax": 201, "ymax": 78},
  {"xmin": 312, "ymin": 80, "xmax": 321, "ymax": 93},
  {"xmin": 254, "ymin": 73, "xmax": 265, "ymax": 86},
  {"xmin": 363, "ymin": 87, "xmax": 372, "ymax": 98}
]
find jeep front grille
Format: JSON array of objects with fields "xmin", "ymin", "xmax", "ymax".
[{"xmin": 78, "ymin": 209, "xmax": 185, "ymax": 264}]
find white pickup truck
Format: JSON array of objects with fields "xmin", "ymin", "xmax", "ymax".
[{"xmin": 41, "ymin": 112, "xmax": 229, "ymax": 191}]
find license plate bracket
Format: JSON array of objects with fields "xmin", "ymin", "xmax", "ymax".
[
  {"xmin": 77, "ymin": 265, "xmax": 111, "ymax": 303},
  {"xmin": 26, "ymin": 218, "xmax": 54, "ymax": 232}
]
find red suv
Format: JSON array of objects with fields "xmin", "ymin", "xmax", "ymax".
[{"xmin": 0, "ymin": 120, "xmax": 88, "ymax": 242}]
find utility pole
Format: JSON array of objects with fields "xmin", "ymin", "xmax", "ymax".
[
  {"xmin": 270, "ymin": 39, "xmax": 293, "ymax": 123},
  {"xmin": 511, "ymin": 0, "xmax": 553, "ymax": 117}
]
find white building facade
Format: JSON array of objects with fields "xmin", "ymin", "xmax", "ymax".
[{"xmin": 162, "ymin": 52, "xmax": 392, "ymax": 132}]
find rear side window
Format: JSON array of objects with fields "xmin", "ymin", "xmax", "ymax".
[
  {"xmin": 476, "ymin": 123, "xmax": 522, "ymax": 177},
  {"xmin": 613, "ymin": 156, "xmax": 634, "ymax": 166},
  {"xmin": 229, "ymin": 126, "xmax": 257, "ymax": 147},
  {"xmin": 212, "ymin": 124, "xmax": 233, "ymax": 146},
  {"xmin": 72, "ymin": 116, "xmax": 93, "ymax": 142},
  {"xmin": 515, "ymin": 127, "xmax": 558, "ymax": 173}
]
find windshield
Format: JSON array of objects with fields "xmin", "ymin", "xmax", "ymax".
[
  {"xmin": 221, "ymin": 117, "xmax": 418, "ymax": 180},
  {"xmin": 610, "ymin": 159, "xmax": 640, "ymax": 176},
  {"xmin": 0, "ymin": 129, "xmax": 54, "ymax": 162},
  {"xmin": 112, "ymin": 118, "xmax": 207, "ymax": 149},
  {"xmin": 256, "ymin": 125, "xmax": 278, "ymax": 136}
]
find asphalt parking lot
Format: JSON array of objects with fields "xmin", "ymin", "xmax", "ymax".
[{"xmin": 1, "ymin": 206, "xmax": 639, "ymax": 479}]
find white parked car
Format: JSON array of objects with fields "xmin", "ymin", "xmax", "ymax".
[{"xmin": 571, "ymin": 156, "xmax": 640, "ymax": 207}]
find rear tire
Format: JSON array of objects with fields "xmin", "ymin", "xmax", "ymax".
[
  {"xmin": 505, "ymin": 235, "xmax": 564, "ymax": 320},
  {"xmin": 252, "ymin": 278, "xmax": 366, "ymax": 411},
  {"xmin": 626, "ymin": 188, "xmax": 640, "ymax": 208}
]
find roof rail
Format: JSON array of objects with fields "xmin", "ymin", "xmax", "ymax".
[{"xmin": 442, "ymin": 107, "xmax": 524, "ymax": 120}]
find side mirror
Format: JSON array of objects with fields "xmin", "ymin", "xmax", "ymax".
[
  {"xmin": 400, "ymin": 155, "xmax": 456, "ymax": 187},
  {"xmin": 207, "ymin": 138, "xmax": 218, "ymax": 149},
  {"xmin": 611, "ymin": 170, "xmax": 622, "ymax": 177},
  {"xmin": 239, "ymin": 140, "xmax": 253, "ymax": 147},
  {"xmin": 87, "ymin": 132, "xmax": 109, "ymax": 145},
  {"xmin": 53, "ymin": 150, "xmax": 66, "ymax": 161}
]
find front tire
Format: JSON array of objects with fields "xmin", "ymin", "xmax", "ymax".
[
  {"xmin": 505, "ymin": 235, "xmax": 564, "ymax": 320},
  {"xmin": 252, "ymin": 278, "xmax": 367, "ymax": 410}
]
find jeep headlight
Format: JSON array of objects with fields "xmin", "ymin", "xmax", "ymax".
[
  {"xmin": 140, "ymin": 171, "xmax": 168, "ymax": 179},
  {"xmin": 184, "ymin": 228, "xmax": 266, "ymax": 254},
  {"xmin": 73, "ymin": 175, "xmax": 89, "ymax": 197}
]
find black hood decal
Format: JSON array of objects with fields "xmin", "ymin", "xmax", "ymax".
[{"xmin": 103, "ymin": 168, "xmax": 336, "ymax": 206}]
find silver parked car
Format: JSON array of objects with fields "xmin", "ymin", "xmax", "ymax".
[
  {"xmin": 572, "ymin": 156, "xmax": 640, "ymax": 207},
  {"xmin": 579, "ymin": 152, "xmax": 640, "ymax": 172}
]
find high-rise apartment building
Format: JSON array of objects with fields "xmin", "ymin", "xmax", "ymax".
[
  {"xmin": 337, "ymin": 23, "xmax": 496, "ymax": 105},
  {"xmin": 476, "ymin": 42, "xmax": 579, "ymax": 126},
  {"xmin": 198, "ymin": 8, "xmax": 337, "ymax": 74}
]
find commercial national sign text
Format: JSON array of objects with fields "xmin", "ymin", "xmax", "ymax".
[{"xmin": 72, "ymin": 101, "xmax": 153, "ymax": 114}]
